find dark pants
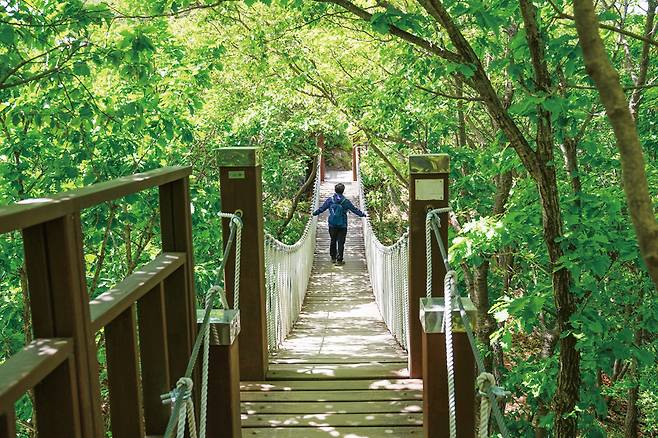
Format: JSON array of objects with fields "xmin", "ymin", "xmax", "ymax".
[{"xmin": 328, "ymin": 226, "xmax": 348, "ymax": 261}]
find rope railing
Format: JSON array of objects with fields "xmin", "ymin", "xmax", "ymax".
[
  {"xmin": 264, "ymin": 158, "xmax": 322, "ymax": 351},
  {"xmin": 162, "ymin": 210, "xmax": 243, "ymax": 438},
  {"xmin": 426, "ymin": 209, "xmax": 510, "ymax": 438},
  {"xmin": 357, "ymin": 165, "xmax": 410, "ymax": 350}
]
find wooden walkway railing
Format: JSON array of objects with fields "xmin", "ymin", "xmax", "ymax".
[{"xmin": 0, "ymin": 167, "xmax": 196, "ymax": 438}]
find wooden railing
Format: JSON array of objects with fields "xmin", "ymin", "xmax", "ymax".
[{"xmin": 0, "ymin": 167, "xmax": 196, "ymax": 438}]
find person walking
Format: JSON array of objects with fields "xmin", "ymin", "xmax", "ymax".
[{"xmin": 313, "ymin": 183, "xmax": 366, "ymax": 265}]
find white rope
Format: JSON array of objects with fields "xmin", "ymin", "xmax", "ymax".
[
  {"xmin": 425, "ymin": 212, "xmax": 433, "ymax": 299},
  {"xmin": 234, "ymin": 223, "xmax": 242, "ymax": 309},
  {"xmin": 198, "ymin": 289, "xmax": 213, "ymax": 438},
  {"xmin": 218, "ymin": 212, "xmax": 243, "ymax": 309},
  {"xmin": 444, "ymin": 270, "xmax": 457, "ymax": 438},
  {"xmin": 173, "ymin": 377, "xmax": 195, "ymax": 438},
  {"xmin": 175, "ymin": 394, "xmax": 186, "ymax": 438},
  {"xmin": 357, "ymin": 164, "xmax": 409, "ymax": 350},
  {"xmin": 186, "ymin": 396, "xmax": 197, "ymax": 438},
  {"xmin": 264, "ymin": 158, "xmax": 321, "ymax": 351},
  {"xmin": 477, "ymin": 372, "xmax": 496, "ymax": 438}
]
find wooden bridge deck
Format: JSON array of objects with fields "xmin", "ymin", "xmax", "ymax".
[{"xmin": 240, "ymin": 170, "xmax": 423, "ymax": 437}]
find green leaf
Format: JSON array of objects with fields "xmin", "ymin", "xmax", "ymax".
[
  {"xmin": 633, "ymin": 347, "xmax": 655, "ymax": 366},
  {"xmin": 0, "ymin": 25, "xmax": 17, "ymax": 45},
  {"xmin": 370, "ymin": 13, "xmax": 390, "ymax": 34},
  {"xmin": 73, "ymin": 61, "xmax": 91, "ymax": 76},
  {"xmin": 542, "ymin": 96, "xmax": 563, "ymax": 117}
]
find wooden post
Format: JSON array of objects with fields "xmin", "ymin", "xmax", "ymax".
[
  {"xmin": 0, "ymin": 410, "xmax": 16, "ymax": 438},
  {"xmin": 105, "ymin": 305, "xmax": 145, "ymax": 438},
  {"xmin": 421, "ymin": 299, "xmax": 477, "ymax": 438},
  {"xmin": 318, "ymin": 133, "xmax": 326, "ymax": 182},
  {"xmin": 159, "ymin": 177, "xmax": 197, "ymax": 385},
  {"xmin": 352, "ymin": 146, "xmax": 358, "ymax": 181},
  {"xmin": 34, "ymin": 353, "xmax": 82, "ymax": 438},
  {"xmin": 218, "ymin": 147, "xmax": 268, "ymax": 380},
  {"xmin": 138, "ymin": 283, "xmax": 172, "ymax": 435},
  {"xmin": 200, "ymin": 309, "xmax": 241, "ymax": 438},
  {"xmin": 408, "ymin": 154, "xmax": 449, "ymax": 378},
  {"xmin": 22, "ymin": 214, "xmax": 103, "ymax": 437}
]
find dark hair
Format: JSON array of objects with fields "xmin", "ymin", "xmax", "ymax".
[{"xmin": 335, "ymin": 183, "xmax": 345, "ymax": 194}]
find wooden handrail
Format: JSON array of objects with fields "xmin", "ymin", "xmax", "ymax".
[
  {"xmin": 0, "ymin": 166, "xmax": 191, "ymax": 234},
  {"xmin": 89, "ymin": 252, "xmax": 185, "ymax": 332},
  {"xmin": 0, "ymin": 338, "xmax": 73, "ymax": 409},
  {"xmin": 0, "ymin": 166, "xmax": 197, "ymax": 436}
]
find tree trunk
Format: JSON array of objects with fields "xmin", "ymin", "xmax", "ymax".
[
  {"xmin": 455, "ymin": 77, "xmax": 467, "ymax": 148},
  {"xmin": 574, "ymin": 0, "xmax": 658, "ymax": 289},
  {"xmin": 276, "ymin": 156, "xmax": 318, "ymax": 238},
  {"xmin": 624, "ymin": 358, "xmax": 639, "ymax": 437},
  {"xmin": 629, "ymin": 0, "xmax": 657, "ymax": 118}
]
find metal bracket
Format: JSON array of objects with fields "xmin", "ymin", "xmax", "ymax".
[
  {"xmin": 419, "ymin": 297, "xmax": 477, "ymax": 334},
  {"xmin": 196, "ymin": 309, "xmax": 241, "ymax": 345}
]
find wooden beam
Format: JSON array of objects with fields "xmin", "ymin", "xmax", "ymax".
[
  {"xmin": 0, "ymin": 409, "xmax": 16, "ymax": 438},
  {"xmin": 34, "ymin": 355, "xmax": 82, "ymax": 438},
  {"xmin": 159, "ymin": 177, "xmax": 197, "ymax": 386},
  {"xmin": 408, "ymin": 155, "xmax": 449, "ymax": 378},
  {"xmin": 89, "ymin": 252, "xmax": 185, "ymax": 332},
  {"xmin": 0, "ymin": 338, "xmax": 72, "ymax": 409},
  {"xmin": 0, "ymin": 166, "xmax": 191, "ymax": 234},
  {"xmin": 423, "ymin": 332, "xmax": 475, "ymax": 437},
  {"xmin": 218, "ymin": 147, "xmax": 268, "ymax": 380}
]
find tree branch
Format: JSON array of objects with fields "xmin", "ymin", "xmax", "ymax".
[
  {"xmin": 276, "ymin": 157, "xmax": 318, "ymax": 238},
  {"xmin": 548, "ymin": 0, "xmax": 658, "ymax": 48},
  {"xmin": 111, "ymin": 1, "xmax": 231, "ymax": 19},
  {"xmin": 415, "ymin": 83, "xmax": 483, "ymax": 101},
  {"xmin": 574, "ymin": 0, "xmax": 658, "ymax": 288},
  {"xmin": 316, "ymin": 0, "xmax": 462, "ymax": 62}
]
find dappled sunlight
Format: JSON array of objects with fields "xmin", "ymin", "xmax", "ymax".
[
  {"xmin": 0, "ymin": 338, "xmax": 73, "ymax": 413},
  {"xmin": 367, "ymin": 379, "xmax": 422, "ymax": 391},
  {"xmin": 241, "ymin": 411, "xmax": 422, "ymax": 427},
  {"xmin": 17, "ymin": 197, "xmax": 56, "ymax": 204},
  {"xmin": 28, "ymin": 338, "xmax": 70, "ymax": 356},
  {"xmin": 242, "ymin": 400, "xmax": 422, "ymax": 415}
]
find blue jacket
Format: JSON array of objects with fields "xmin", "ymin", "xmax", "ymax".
[{"xmin": 313, "ymin": 193, "xmax": 366, "ymax": 228}]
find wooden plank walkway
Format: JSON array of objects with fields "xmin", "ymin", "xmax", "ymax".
[{"xmin": 241, "ymin": 170, "xmax": 423, "ymax": 437}]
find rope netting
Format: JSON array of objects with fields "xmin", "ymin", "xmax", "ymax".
[
  {"xmin": 357, "ymin": 164, "xmax": 410, "ymax": 350},
  {"xmin": 264, "ymin": 158, "xmax": 322, "ymax": 351}
]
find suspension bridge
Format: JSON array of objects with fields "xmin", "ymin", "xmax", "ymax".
[
  {"xmin": 0, "ymin": 146, "xmax": 508, "ymax": 438},
  {"xmin": 243, "ymin": 170, "xmax": 420, "ymax": 436}
]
